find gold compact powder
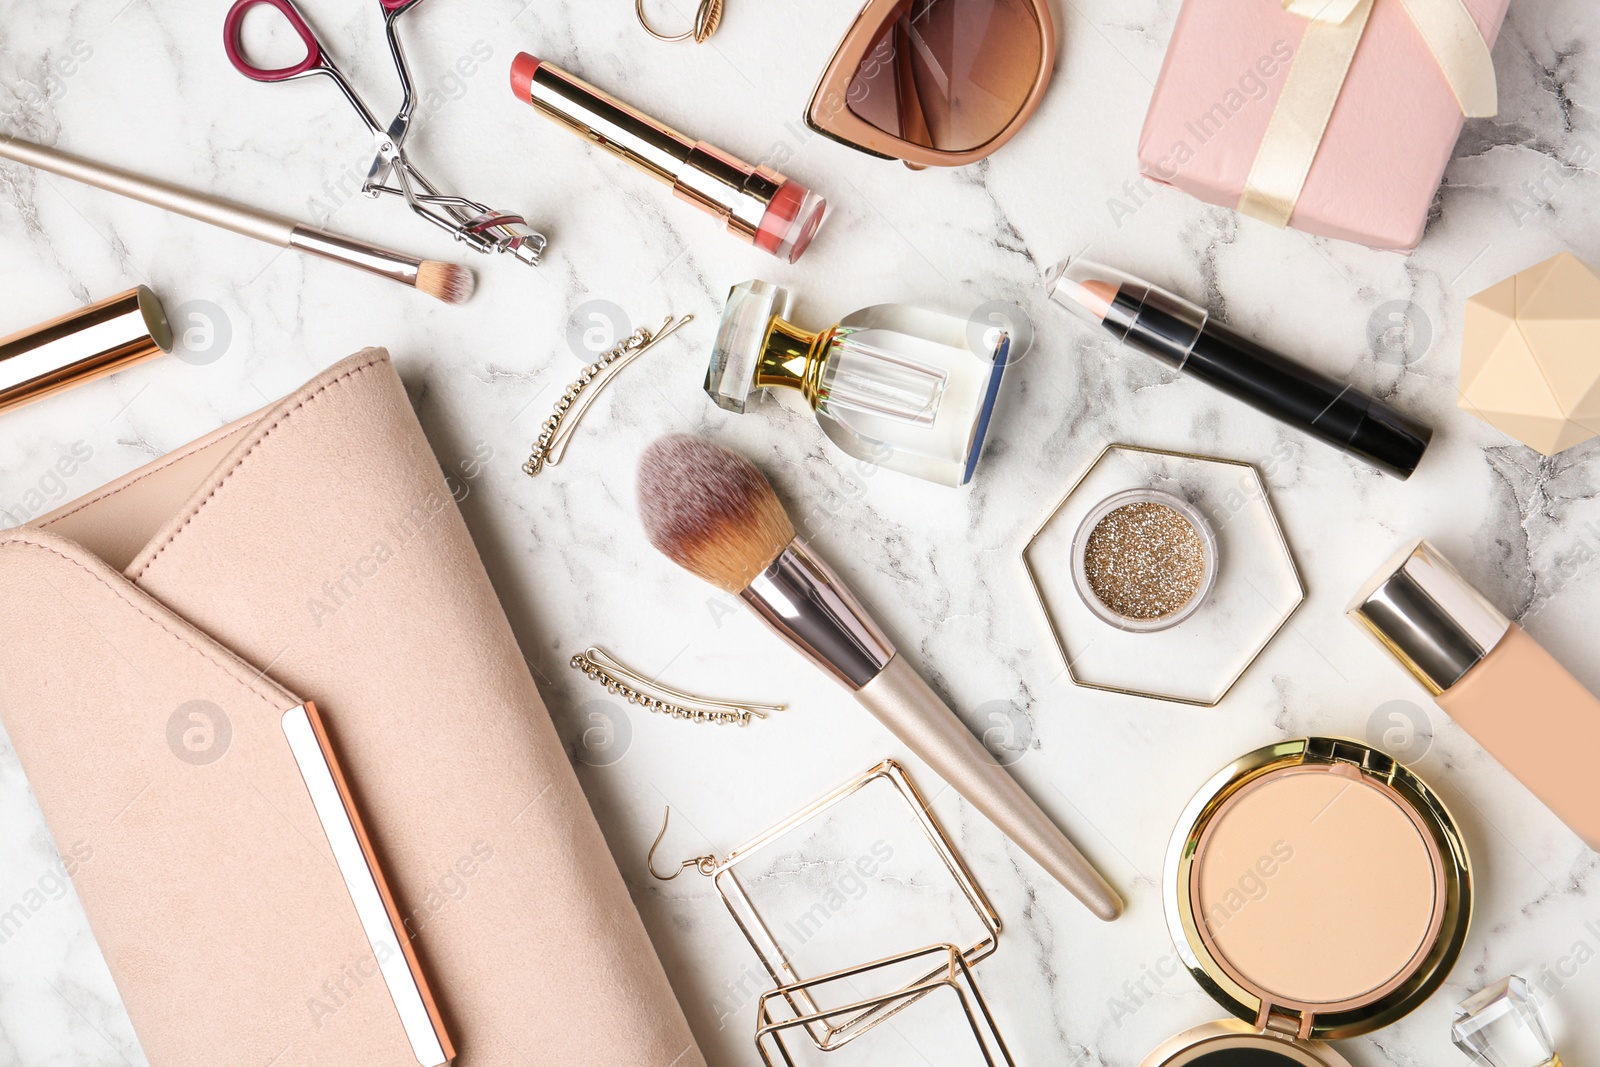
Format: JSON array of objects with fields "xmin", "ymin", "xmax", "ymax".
[
  {"xmin": 1194, "ymin": 768, "xmax": 1441, "ymax": 1005},
  {"xmin": 1156, "ymin": 739, "xmax": 1473, "ymax": 1065},
  {"xmin": 1082, "ymin": 501, "xmax": 1206, "ymax": 620}
]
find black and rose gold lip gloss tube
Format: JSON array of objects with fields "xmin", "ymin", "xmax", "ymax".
[
  {"xmin": 510, "ymin": 53, "xmax": 827, "ymax": 263},
  {"xmin": 1047, "ymin": 258, "xmax": 1434, "ymax": 479}
]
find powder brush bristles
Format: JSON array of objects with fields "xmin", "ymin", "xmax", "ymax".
[
  {"xmin": 637, "ymin": 434, "xmax": 796, "ymax": 593},
  {"xmin": 415, "ymin": 260, "xmax": 476, "ymax": 305}
]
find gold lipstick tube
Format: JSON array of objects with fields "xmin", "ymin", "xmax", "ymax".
[
  {"xmin": 0, "ymin": 286, "xmax": 173, "ymax": 415},
  {"xmin": 511, "ymin": 53, "xmax": 827, "ymax": 263}
]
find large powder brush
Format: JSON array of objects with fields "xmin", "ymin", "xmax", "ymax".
[{"xmin": 639, "ymin": 434, "xmax": 1123, "ymax": 921}]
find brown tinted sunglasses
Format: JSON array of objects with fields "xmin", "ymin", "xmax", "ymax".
[{"xmin": 806, "ymin": 0, "xmax": 1057, "ymax": 168}]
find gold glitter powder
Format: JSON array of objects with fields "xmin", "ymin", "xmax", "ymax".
[{"xmin": 1082, "ymin": 501, "xmax": 1206, "ymax": 620}]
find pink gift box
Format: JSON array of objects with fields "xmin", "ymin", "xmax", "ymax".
[{"xmin": 1137, "ymin": 0, "xmax": 1507, "ymax": 251}]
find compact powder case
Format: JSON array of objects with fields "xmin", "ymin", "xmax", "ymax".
[{"xmin": 1147, "ymin": 737, "xmax": 1473, "ymax": 1067}]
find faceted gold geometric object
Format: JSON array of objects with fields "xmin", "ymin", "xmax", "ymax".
[{"xmin": 1460, "ymin": 252, "xmax": 1600, "ymax": 455}]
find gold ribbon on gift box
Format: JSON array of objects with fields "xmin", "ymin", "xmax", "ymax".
[{"xmin": 1238, "ymin": 0, "xmax": 1498, "ymax": 227}]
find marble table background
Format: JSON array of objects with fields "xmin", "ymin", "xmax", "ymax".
[{"xmin": 2, "ymin": 0, "xmax": 1599, "ymax": 1064}]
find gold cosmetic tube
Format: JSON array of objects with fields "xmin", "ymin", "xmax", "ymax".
[
  {"xmin": 0, "ymin": 286, "xmax": 173, "ymax": 415},
  {"xmin": 511, "ymin": 54, "xmax": 826, "ymax": 263}
]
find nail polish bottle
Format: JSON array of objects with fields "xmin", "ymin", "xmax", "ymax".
[
  {"xmin": 705, "ymin": 279, "xmax": 1013, "ymax": 487},
  {"xmin": 1348, "ymin": 539, "xmax": 1600, "ymax": 851}
]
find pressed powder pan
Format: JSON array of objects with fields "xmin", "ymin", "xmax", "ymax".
[{"xmin": 1145, "ymin": 737, "xmax": 1473, "ymax": 1067}]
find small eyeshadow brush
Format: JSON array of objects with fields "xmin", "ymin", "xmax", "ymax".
[
  {"xmin": 637, "ymin": 433, "xmax": 1124, "ymax": 921},
  {"xmin": 0, "ymin": 135, "xmax": 474, "ymax": 304}
]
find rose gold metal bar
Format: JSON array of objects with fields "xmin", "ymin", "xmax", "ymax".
[{"xmin": 282, "ymin": 702, "xmax": 453, "ymax": 1067}]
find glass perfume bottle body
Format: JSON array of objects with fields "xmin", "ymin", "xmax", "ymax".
[
  {"xmin": 706, "ymin": 281, "xmax": 1011, "ymax": 487},
  {"xmin": 815, "ymin": 303, "xmax": 1008, "ymax": 486}
]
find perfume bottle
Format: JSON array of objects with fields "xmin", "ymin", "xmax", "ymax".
[
  {"xmin": 1452, "ymin": 976, "xmax": 1560, "ymax": 1067},
  {"xmin": 705, "ymin": 280, "xmax": 1013, "ymax": 487}
]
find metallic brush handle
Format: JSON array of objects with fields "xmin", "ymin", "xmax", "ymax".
[
  {"xmin": 741, "ymin": 539, "xmax": 1123, "ymax": 921},
  {"xmin": 855, "ymin": 656, "xmax": 1124, "ymax": 922},
  {"xmin": 288, "ymin": 227, "xmax": 420, "ymax": 285},
  {"xmin": 740, "ymin": 540, "xmax": 894, "ymax": 688},
  {"xmin": 0, "ymin": 134, "xmax": 298, "ymax": 245}
]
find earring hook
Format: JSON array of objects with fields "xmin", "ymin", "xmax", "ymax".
[{"xmin": 646, "ymin": 807, "xmax": 717, "ymax": 881}]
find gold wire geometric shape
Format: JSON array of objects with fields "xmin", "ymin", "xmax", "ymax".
[
  {"xmin": 1022, "ymin": 443, "xmax": 1305, "ymax": 707},
  {"xmin": 709, "ymin": 760, "xmax": 1001, "ymax": 1050},
  {"xmin": 754, "ymin": 943, "xmax": 1015, "ymax": 1066}
]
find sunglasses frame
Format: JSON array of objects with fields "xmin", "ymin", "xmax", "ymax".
[{"xmin": 804, "ymin": 0, "xmax": 1058, "ymax": 168}]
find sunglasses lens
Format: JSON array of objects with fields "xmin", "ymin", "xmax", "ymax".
[{"xmin": 846, "ymin": 0, "xmax": 1044, "ymax": 155}]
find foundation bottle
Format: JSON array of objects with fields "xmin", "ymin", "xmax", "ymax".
[{"xmin": 1348, "ymin": 539, "xmax": 1600, "ymax": 852}]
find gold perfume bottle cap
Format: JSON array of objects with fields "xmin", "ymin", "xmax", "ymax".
[{"xmin": 707, "ymin": 279, "xmax": 831, "ymax": 413}]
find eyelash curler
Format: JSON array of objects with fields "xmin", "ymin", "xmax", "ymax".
[{"xmin": 224, "ymin": 0, "xmax": 548, "ymax": 266}]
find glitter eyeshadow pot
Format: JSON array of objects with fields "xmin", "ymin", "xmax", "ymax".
[
  {"xmin": 1071, "ymin": 488, "xmax": 1218, "ymax": 632},
  {"xmin": 1141, "ymin": 737, "xmax": 1473, "ymax": 1067}
]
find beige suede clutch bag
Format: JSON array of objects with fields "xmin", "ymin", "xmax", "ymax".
[{"xmin": 0, "ymin": 350, "xmax": 704, "ymax": 1067}]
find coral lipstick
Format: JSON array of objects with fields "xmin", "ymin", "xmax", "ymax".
[{"xmin": 511, "ymin": 53, "xmax": 826, "ymax": 262}]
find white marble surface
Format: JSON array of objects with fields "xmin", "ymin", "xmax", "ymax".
[{"xmin": 3, "ymin": 0, "xmax": 1600, "ymax": 1064}]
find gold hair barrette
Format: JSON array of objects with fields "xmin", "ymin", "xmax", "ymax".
[
  {"xmin": 523, "ymin": 313, "xmax": 692, "ymax": 477},
  {"xmin": 570, "ymin": 646, "xmax": 784, "ymax": 727}
]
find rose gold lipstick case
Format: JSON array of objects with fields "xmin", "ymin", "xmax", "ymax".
[
  {"xmin": 515, "ymin": 58, "xmax": 826, "ymax": 261},
  {"xmin": 528, "ymin": 67, "xmax": 777, "ymax": 234},
  {"xmin": 0, "ymin": 286, "xmax": 172, "ymax": 415}
]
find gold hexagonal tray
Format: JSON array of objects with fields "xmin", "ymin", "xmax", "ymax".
[{"xmin": 1022, "ymin": 444, "xmax": 1304, "ymax": 706}]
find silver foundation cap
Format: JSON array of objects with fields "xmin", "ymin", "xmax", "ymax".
[{"xmin": 1347, "ymin": 539, "xmax": 1512, "ymax": 695}]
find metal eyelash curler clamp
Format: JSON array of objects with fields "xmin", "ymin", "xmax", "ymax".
[{"xmin": 223, "ymin": 0, "xmax": 548, "ymax": 266}]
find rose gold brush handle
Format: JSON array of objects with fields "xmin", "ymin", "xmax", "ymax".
[
  {"xmin": 0, "ymin": 135, "xmax": 430, "ymax": 291},
  {"xmin": 740, "ymin": 539, "xmax": 1124, "ymax": 921},
  {"xmin": 856, "ymin": 657, "xmax": 1124, "ymax": 921},
  {"xmin": 0, "ymin": 134, "xmax": 299, "ymax": 244}
]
